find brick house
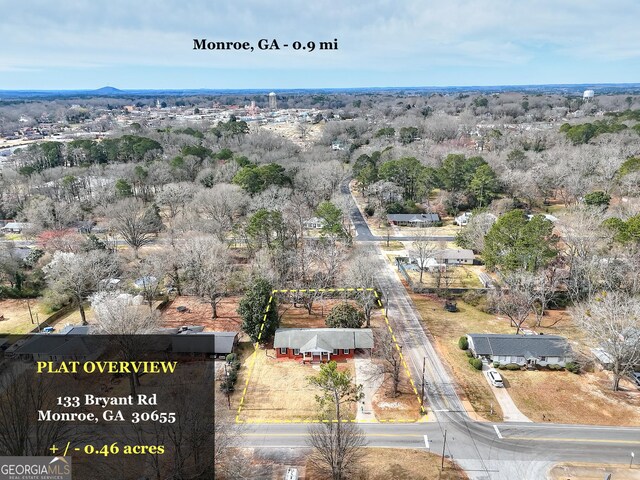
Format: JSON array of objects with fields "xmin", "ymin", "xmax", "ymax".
[{"xmin": 273, "ymin": 328, "xmax": 373, "ymax": 363}]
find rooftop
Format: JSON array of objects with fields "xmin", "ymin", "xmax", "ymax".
[
  {"xmin": 274, "ymin": 328, "xmax": 374, "ymax": 353},
  {"xmin": 467, "ymin": 333, "xmax": 571, "ymax": 358}
]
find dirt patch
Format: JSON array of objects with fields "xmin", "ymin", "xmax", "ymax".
[
  {"xmin": 307, "ymin": 448, "xmax": 468, "ymax": 480},
  {"xmin": 549, "ymin": 463, "xmax": 640, "ymax": 480},
  {"xmin": 411, "ymin": 293, "xmax": 505, "ymax": 422},
  {"xmin": 236, "ymin": 346, "xmax": 357, "ymax": 422},
  {"xmin": 279, "ymin": 298, "xmax": 364, "ymax": 329},
  {"xmin": 502, "ymin": 368, "xmax": 640, "ymax": 425},
  {"xmin": 371, "ymin": 362, "xmax": 422, "ymax": 422},
  {"xmin": 160, "ymin": 296, "xmax": 242, "ymax": 333},
  {"xmin": 0, "ymin": 299, "xmax": 51, "ymax": 334}
]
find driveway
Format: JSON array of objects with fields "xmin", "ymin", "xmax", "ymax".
[
  {"xmin": 354, "ymin": 354, "xmax": 383, "ymax": 421},
  {"xmin": 482, "ymin": 363, "xmax": 532, "ymax": 422}
]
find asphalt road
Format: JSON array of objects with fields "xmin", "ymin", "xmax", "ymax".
[{"xmin": 237, "ymin": 183, "xmax": 640, "ymax": 480}]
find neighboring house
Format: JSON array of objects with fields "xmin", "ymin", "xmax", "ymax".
[
  {"xmin": 410, "ymin": 248, "xmax": 475, "ymax": 270},
  {"xmin": 455, "ymin": 212, "xmax": 473, "ymax": 226},
  {"xmin": 466, "ymin": 333, "xmax": 572, "ymax": 367},
  {"xmin": 0, "ymin": 222, "xmax": 31, "ymax": 233},
  {"xmin": 75, "ymin": 220, "xmax": 96, "ymax": 234},
  {"xmin": 387, "ymin": 213, "xmax": 441, "ymax": 227},
  {"xmin": 303, "ymin": 217, "xmax": 327, "ymax": 229},
  {"xmin": 274, "ymin": 328, "xmax": 374, "ymax": 363},
  {"xmin": 437, "ymin": 248, "xmax": 475, "ymax": 265},
  {"xmin": 170, "ymin": 330, "xmax": 239, "ymax": 358},
  {"xmin": 527, "ymin": 214, "xmax": 558, "ymax": 223},
  {"xmin": 11, "ymin": 335, "xmax": 103, "ymax": 363}
]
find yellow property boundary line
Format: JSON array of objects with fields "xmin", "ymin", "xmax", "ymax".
[{"xmin": 234, "ymin": 288, "xmax": 426, "ymax": 423}]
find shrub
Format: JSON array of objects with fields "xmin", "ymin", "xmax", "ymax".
[
  {"xmin": 468, "ymin": 358, "xmax": 483, "ymax": 370},
  {"xmin": 505, "ymin": 363, "xmax": 521, "ymax": 371},
  {"xmin": 364, "ymin": 205, "xmax": 375, "ymax": 217},
  {"xmin": 226, "ymin": 353, "xmax": 237, "ymax": 364},
  {"xmin": 220, "ymin": 378, "xmax": 235, "ymax": 393},
  {"xmin": 458, "ymin": 336, "xmax": 469, "ymax": 350},
  {"xmin": 547, "ymin": 364, "xmax": 563, "ymax": 371},
  {"xmin": 461, "ymin": 290, "xmax": 484, "ymax": 307},
  {"xmin": 565, "ymin": 362, "xmax": 580, "ymax": 374},
  {"xmin": 492, "ymin": 361, "xmax": 501, "ymax": 369},
  {"xmin": 326, "ymin": 303, "xmax": 365, "ymax": 329},
  {"xmin": 497, "ymin": 364, "xmax": 506, "ymax": 370}
]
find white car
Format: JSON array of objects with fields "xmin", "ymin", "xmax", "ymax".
[{"xmin": 488, "ymin": 369, "xmax": 504, "ymax": 388}]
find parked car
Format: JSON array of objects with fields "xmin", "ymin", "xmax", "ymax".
[
  {"xmin": 487, "ymin": 369, "xmax": 504, "ymax": 388},
  {"xmin": 41, "ymin": 326, "xmax": 55, "ymax": 334},
  {"xmin": 632, "ymin": 372, "xmax": 640, "ymax": 388}
]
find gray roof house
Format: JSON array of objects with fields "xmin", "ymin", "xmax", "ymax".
[
  {"xmin": 467, "ymin": 333, "xmax": 572, "ymax": 367},
  {"xmin": 11, "ymin": 335, "xmax": 103, "ymax": 363},
  {"xmin": 274, "ymin": 328, "xmax": 373, "ymax": 362},
  {"xmin": 437, "ymin": 248, "xmax": 475, "ymax": 265},
  {"xmin": 171, "ymin": 331, "xmax": 238, "ymax": 357},
  {"xmin": 0, "ymin": 222, "xmax": 31, "ymax": 233},
  {"xmin": 387, "ymin": 213, "xmax": 441, "ymax": 227}
]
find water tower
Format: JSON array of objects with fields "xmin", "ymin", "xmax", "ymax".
[
  {"xmin": 268, "ymin": 92, "xmax": 277, "ymax": 110},
  {"xmin": 583, "ymin": 89, "xmax": 595, "ymax": 101}
]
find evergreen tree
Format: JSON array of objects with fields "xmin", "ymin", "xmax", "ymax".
[{"xmin": 238, "ymin": 278, "xmax": 278, "ymax": 343}]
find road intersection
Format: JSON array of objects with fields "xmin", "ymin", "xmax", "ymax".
[{"xmin": 241, "ymin": 184, "xmax": 640, "ymax": 478}]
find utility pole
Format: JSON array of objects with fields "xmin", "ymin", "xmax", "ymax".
[
  {"xmin": 441, "ymin": 429, "xmax": 447, "ymax": 470},
  {"xmin": 27, "ymin": 298, "xmax": 34, "ymax": 324},
  {"xmin": 224, "ymin": 363, "xmax": 231, "ymax": 409},
  {"xmin": 421, "ymin": 357, "xmax": 426, "ymax": 403}
]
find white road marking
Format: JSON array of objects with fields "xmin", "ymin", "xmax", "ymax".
[
  {"xmin": 493, "ymin": 425, "xmax": 503, "ymax": 439},
  {"xmin": 424, "ymin": 435, "xmax": 429, "ymax": 449}
]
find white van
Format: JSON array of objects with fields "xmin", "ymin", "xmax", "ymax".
[{"xmin": 488, "ymin": 370, "xmax": 504, "ymax": 388}]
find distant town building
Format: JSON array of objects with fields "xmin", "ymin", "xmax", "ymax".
[
  {"xmin": 268, "ymin": 92, "xmax": 277, "ymax": 110},
  {"xmin": 583, "ymin": 90, "xmax": 595, "ymax": 100}
]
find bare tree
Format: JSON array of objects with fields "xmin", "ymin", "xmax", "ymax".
[
  {"xmin": 375, "ymin": 327, "xmax": 402, "ymax": 397},
  {"xmin": 572, "ymin": 291, "xmax": 640, "ymax": 391},
  {"xmin": 343, "ymin": 246, "xmax": 378, "ymax": 327},
  {"xmin": 307, "ymin": 421, "xmax": 367, "ymax": 480},
  {"xmin": 409, "ymin": 232, "xmax": 438, "ymax": 284},
  {"xmin": 180, "ymin": 236, "xmax": 233, "ymax": 318},
  {"xmin": 44, "ymin": 250, "xmax": 118, "ymax": 325},
  {"xmin": 108, "ymin": 198, "xmax": 161, "ymax": 258},
  {"xmin": 455, "ymin": 212, "xmax": 497, "ymax": 252},
  {"xmin": 489, "ymin": 272, "xmax": 537, "ymax": 334},
  {"xmin": 91, "ymin": 291, "xmax": 160, "ymax": 395},
  {"xmin": 191, "ymin": 184, "xmax": 247, "ymax": 242},
  {"xmin": 155, "ymin": 182, "xmax": 195, "ymax": 247},
  {"xmin": 91, "ymin": 291, "xmax": 159, "ymax": 335},
  {"xmin": 307, "ymin": 361, "xmax": 366, "ymax": 480},
  {"xmin": 0, "ymin": 369, "xmax": 80, "ymax": 456}
]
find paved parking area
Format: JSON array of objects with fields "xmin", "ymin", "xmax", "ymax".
[{"xmin": 482, "ymin": 363, "xmax": 531, "ymax": 422}]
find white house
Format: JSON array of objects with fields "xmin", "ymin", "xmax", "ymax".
[
  {"xmin": 303, "ymin": 217, "xmax": 327, "ymax": 229},
  {"xmin": 467, "ymin": 333, "xmax": 572, "ymax": 367},
  {"xmin": 438, "ymin": 249, "xmax": 475, "ymax": 265},
  {"xmin": 410, "ymin": 248, "xmax": 475, "ymax": 270},
  {"xmin": 455, "ymin": 212, "xmax": 473, "ymax": 226}
]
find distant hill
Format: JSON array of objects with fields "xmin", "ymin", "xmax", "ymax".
[
  {"xmin": 92, "ymin": 86, "xmax": 122, "ymax": 95},
  {"xmin": 1, "ymin": 83, "xmax": 640, "ymax": 100}
]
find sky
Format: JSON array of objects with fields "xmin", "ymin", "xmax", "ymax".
[{"xmin": 0, "ymin": 0, "xmax": 639, "ymax": 90}]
